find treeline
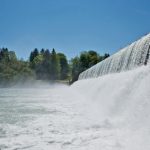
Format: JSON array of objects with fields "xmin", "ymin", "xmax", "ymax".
[
  {"xmin": 71, "ymin": 51, "xmax": 109, "ymax": 83},
  {"xmin": 0, "ymin": 47, "xmax": 109, "ymax": 85},
  {"xmin": 0, "ymin": 48, "xmax": 34, "ymax": 86},
  {"xmin": 29, "ymin": 48, "xmax": 69, "ymax": 80}
]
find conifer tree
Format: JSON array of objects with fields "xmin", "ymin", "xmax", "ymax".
[
  {"xmin": 51, "ymin": 48, "xmax": 60, "ymax": 80},
  {"xmin": 57, "ymin": 53, "xmax": 69, "ymax": 80}
]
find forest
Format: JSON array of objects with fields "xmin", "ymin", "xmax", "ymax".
[{"xmin": 0, "ymin": 47, "xmax": 109, "ymax": 86}]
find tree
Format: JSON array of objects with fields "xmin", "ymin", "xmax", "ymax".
[
  {"xmin": 57, "ymin": 53, "xmax": 69, "ymax": 80},
  {"xmin": 0, "ymin": 46, "xmax": 110, "ymax": 85},
  {"xmin": 51, "ymin": 49, "xmax": 60, "ymax": 80},
  {"xmin": 103, "ymin": 53, "xmax": 110, "ymax": 60},
  {"xmin": 79, "ymin": 51, "xmax": 89, "ymax": 71},
  {"xmin": 30, "ymin": 49, "xmax": 52, "ymax": 80},
  {"xmin": 88, "ymin": 50, "xmax": 100, "ymax": 67},
  {"xmin": 42, "ymin": 49, "xmax": 52, "ymax": 80},
  {"xmin": 0, "ymin": 48, "xmax": 34, "ymax": 86},
  {"xmin": 29, "ymin": 48, "xmax": 39, "ymax": 63},
  {"xmin": 70, "ymin": 50, "xmax": 109, "ymax": 83},
  {"xmin": 32, "ymin": 54, "xmax": 44, "ymax": 79},
  {"xmin": 9, "ymin": 51, "xmax": 17, "ymax": 61},
  {"xmin": 0, "ymin": 48, "xmax": 9, "ymax": 63},
  {"xmin": 40, "ymin": 48, "xmax": 45, "ymax": 55},
  {"xmin": 70, "ymin": 56, "xmax": 80, "ymax": 83}
]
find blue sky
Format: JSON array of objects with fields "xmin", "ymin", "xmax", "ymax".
[{"xmin": 0, "ymin": 0, "xmax": 150, "ymax": 60}]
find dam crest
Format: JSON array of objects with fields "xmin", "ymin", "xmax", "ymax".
[{"xmin": 79, "ymin": 33, "xmax": 150, "ymax": 80}]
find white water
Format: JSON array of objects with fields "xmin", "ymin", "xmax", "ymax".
[
  {"xmin": 79, "ymin": 33, "xmax": 150, "ymax": 79},
  {"xmin": 0, "ymin": 65, "xmax": 150, "ymax": 150}
]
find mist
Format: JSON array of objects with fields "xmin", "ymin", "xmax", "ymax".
[
  {"xmin": 71, "ymin": 65, "xmax": 150, "ymax": 150},
  {"xmin": 0, "ymin": 64, "xmax": 150, "ymax": 149}
]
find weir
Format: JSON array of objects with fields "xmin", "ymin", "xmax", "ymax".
[{"xmin": 79, "ymin": 33, "xmax": 150, "ymax": 80}]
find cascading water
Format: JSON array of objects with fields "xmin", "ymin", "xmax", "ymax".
[
  {"xmin": 72, "ymin": 64, "xmax": 150, "ymax": 150},
  {"xmin": 1, "ymin": 34, "xmax": 150, "ymax": 150},
  {"xmin": 71, "ymin": 33, "xmax": 150, "ymax": 149},
  {"xmin": 79, "ymin": 33, "xmax": 150, "ymax": 79}
]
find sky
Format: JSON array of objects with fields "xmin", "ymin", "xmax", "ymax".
[{"xmin": 0, "ymin": 0, "xmax": 150, "ymax": 60}]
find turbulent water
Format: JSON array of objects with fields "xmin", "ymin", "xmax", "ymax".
[
  {"xmin": 1, "ymin": 34, "xmax": 150, "ymax": 150},
  {"xmin": 0, "ymin": 65, "xmax": 150, "ymax": 150},
  {"xmin": 79, "ymin": 33, "xmax": 150, "ymax": 79}
]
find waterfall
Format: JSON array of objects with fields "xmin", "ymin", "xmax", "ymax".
[
  {"xmin": 79, "ymin": 33, "xmax": 150, "ymax": 80},
  {"xmin": 72, "ymin": 64, "xmax": 150, "ymax": 150}
]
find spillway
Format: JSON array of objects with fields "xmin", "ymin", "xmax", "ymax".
[
  {"xmin": 1, "ymin": 34, "xmax": 150, "ymax": 150},
  {"xmin": 79, "ymin": 33, "xmax": 150, "ymax": 80}
]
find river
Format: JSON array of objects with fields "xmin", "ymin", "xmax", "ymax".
[{"xmin": 0, "ymin": 66, "xmax": 150, "ymax": 150}]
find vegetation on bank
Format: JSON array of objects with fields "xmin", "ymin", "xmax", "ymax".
[{"xmin": 0, "ymin": 47, "xmax": 109, "ymax": 86}]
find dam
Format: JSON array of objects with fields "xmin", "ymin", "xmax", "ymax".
[
  {"xmin": 79, "ymin": 33, "xmax": 150, "ymax": 79},
  {"xmin": 1, "ymin": 34, "xmax": 150, "ymax": 150}
]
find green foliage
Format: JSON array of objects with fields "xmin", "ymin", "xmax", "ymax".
[
  {"xmin": 29, "ymin": 48, "xmax": 61, "ymax": 80},
  {"xmin": 57, "ymin": 53, "xmax": 69, "ymax": 80},
  {"xmin": 70, "ymin": 56, "xmax": 80, "ymax": 83},
  {"xmin": 51, "ymin": 49, "xmax": 60, "ymax": 80},
  {"xmin": 29, "ymin": 48, "xmax": 39, "ymax": 63},
  {"xmin": 70, "ymin": 50, "xmax": 110, "ymax": 83},
  {"xmin": 0, "ymin": 48, "xmax": 34, "ymax": 86},
  {"xmin": 41, "ymin": 49, "xmax": 52, "ymax": 79},
  {"xmin": 0, "ymin": 47, "xmax": 110, "ymax": 85},
  {"xmin": 88, "ymin": 50, "xmax": 100, "ymax": 67}
]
